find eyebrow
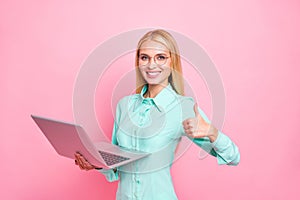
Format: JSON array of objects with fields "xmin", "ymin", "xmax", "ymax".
[{"xmin": 139, "ymin": 53, "xmax": 169, "ymax": 56}]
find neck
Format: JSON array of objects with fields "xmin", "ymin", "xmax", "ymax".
[{"xmin": 144, "ymin": 83, "xmax": 168, "ymax": 98}]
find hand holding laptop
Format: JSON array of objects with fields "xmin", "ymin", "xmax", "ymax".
[{"xmin": 74, "ymin": 152, "xmax": 98, "ymax": 171}]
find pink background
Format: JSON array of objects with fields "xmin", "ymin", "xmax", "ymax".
[{"xmin": 1, "ymin": 0, "xmax": 300, "ymax": 199}]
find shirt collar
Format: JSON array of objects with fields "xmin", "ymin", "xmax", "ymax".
[{"xmin": 135, "ymin": 84, "xmax": 179, "ymax": 112}]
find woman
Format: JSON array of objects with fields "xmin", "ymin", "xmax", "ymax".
[{"xmin": 75, "ymin": 29, "xmax": 240, "ymax": 199}]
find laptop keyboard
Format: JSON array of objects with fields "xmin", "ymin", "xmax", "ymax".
[{"xmin": 99, "ymin": 150, "xmax": 130, "ymax": 166}]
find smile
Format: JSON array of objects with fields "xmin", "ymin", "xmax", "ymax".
[
  {"xmin": 147, "ymin": 71, "xmax": 161, "ymax": 75},
  {"xmin": 146, "ymin": 71, "xmax": 161, "ymax": 78}
]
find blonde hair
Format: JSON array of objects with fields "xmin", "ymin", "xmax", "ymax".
[{"xmin": 135, "ymin": 29, "xmax": 184, "ymax": 95}]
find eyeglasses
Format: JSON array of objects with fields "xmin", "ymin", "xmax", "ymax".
[{"xmin": 138, "ymin": 54, "xmax": 170, "ymax": 66}]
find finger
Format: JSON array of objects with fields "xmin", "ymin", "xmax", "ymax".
[
  {"xmin": 76, "ymin": 153, "xmax": 86, "ymax": 169},
  {"xmin": 75, "ymin": 153, "xmax": 82, "ymax": 162},
  {"xmin": 78, "ymin": 154, "xmax": 94, "ymax": 170},
  {"xmin": 193, "ymin": 103, "xmax": 200, "ymax": 117},
  {"xmin": 81, "ymin": 158, "xmax": 91, "ymax": 167},
  {"xmin": 183, "ymin": 126, "xmax": 190, "ymax": 131},
  {"xmin": 186, "ymin": 130, "xmax": 193, "ymax": 135},
  {"xmin": 183, "ymin": 125, "xmax": 194, "ymax": 134},
  {"xmin": 182, "ymin": 120, "xmax": 188, "ymax": 127},
  {"xmin": 86, "ymin": 163, "xmax": 95, "ymax": 170},
  {"xmin": 186, "ymin": 131, "xmax": 195, "ymax": 138},
  {"xmin": 78, "ymin": 159, "xmax": 84, "ymax": 169},
  {"xmin": 79, "ymin": 155, "xmax": 88, "ymax": 167},
  {"xmin": 74, "ymin": 154, "xmax": 81, "ymax": 166},
  {"xmin": 182, "ymin": 122, "xmax": 190, "ymax": 128},
  {"xmin": 184, "ymin": 126, "xmax": 194, "ymax": 135},
  {"xmin": 84, "ymin": 162, "xmax": 95, "ymax": 170},
  {"xmin": 182, "ymin": 118, "xmax": 193, "ymax": 127}
]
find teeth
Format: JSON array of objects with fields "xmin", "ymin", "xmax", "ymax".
[{"xmin": 147, "ymin": 72, "xmax": 160, "ymax": 75}]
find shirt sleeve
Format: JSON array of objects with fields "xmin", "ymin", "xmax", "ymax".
[
  {"xmin": 97, "ymin": 168, "xmax": 119, "ymax": 182},
  {"xmin": 192, "ymin": 131, "xmax": 240, "ymax": 166},
  {"xmin": 181, "ymin": 97, "xmax": 240, "ymax": 166},
  {"xmin": 96, "ymin": 100, "xmax": 122, "ymax": 182}
]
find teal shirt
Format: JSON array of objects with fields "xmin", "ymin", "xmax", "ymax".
[{"xmin": 100, "ymin": 84, "xmax": 240, "ymax": 200}]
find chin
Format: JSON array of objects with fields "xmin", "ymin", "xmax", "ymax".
[
  {"xmin": 145, "ymin": 81, "xmax": 160, "ymax": 85},
  {"xmin": 145, "ymin": 80, "xmax": 166, "ymax": 87}
]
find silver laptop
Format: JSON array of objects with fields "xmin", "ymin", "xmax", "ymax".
[{"xmin": 31, "ymin": 115, "xmax": 150, "ymax": 169}]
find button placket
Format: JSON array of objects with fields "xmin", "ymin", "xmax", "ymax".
[
  {"xmin": 132, "ymin": 100, "xmax": 152, "ymax": 199},
  {"xmin": 132, "ymin": 129, "xmax": 137, "ymax": 149},
  {"xmin": 132, "ymin": 173, "xmax": 140, "ymax": 199}
]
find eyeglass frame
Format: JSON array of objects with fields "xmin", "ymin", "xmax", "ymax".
[{"xmin": 138, "ymin": 53, "xmax": 170, "ymax": 66}]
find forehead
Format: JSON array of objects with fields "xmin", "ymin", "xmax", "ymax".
[{"xmin": 139, "ymin": 40, "xmax": 169, "ymax": 54}]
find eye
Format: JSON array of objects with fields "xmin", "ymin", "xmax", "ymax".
[
  {"xmin": 140, "ymin": 55, "xmax": 149, "ymax": 61},
  {"xmin": 156, "ymin": 55, "xmax": 167, "ymax": 60}
]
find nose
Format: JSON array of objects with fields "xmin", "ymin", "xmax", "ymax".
[
  {"xmin": 148, "ymin": 63, "xmax": 156, "ymax": 69},
  {"xmin": 148, "ymin": 57, "xmax": 156, "ymax": 69}
]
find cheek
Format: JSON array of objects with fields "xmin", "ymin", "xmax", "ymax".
[
  {"xmin": 159, "ymin": 67, "xmax": 171, "ymax": 81},
  {"xmin": 163, "ymin": 65, "xmax": 172, "ymax": 76},
  {"xmin": 167, "ymin": 68, "xmax": 171, "ymax": 77},
  {"xmin": 165, "ymin": 61, "xmax": 172, "ymax": 75},
  {"xmin": 138, "ymin": 66, "xmax": 145, "ymax": 74}
]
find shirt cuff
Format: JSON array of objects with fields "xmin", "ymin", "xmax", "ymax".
[
  {"xmin": 211, "ymin": 131, "xmax": 230, "ymax": 152},
  {"xmin": 97, "ymin": 168, "xmax": 119, "ymax": 182}
]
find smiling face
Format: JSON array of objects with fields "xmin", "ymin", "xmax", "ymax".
[
  {"xmin": 138, "ymin": 40, "xmax": 172, "ymax": 87},
  {"xmin": 135, "ymin": 29, "xmax": 184, "ymax": 95}
]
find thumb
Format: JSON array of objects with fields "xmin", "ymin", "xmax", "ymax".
[{"xmin": 193, "ymin": 103, "xmax": 200, "ymax": 118}]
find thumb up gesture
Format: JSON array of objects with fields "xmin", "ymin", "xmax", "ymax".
[{"xmin": 182, "ymin": 103, "xmax": 218, "ymax": 143}]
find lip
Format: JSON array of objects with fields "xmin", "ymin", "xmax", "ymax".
[{"xmin": 146, "ymin": 71, "xmax": 161, "ymax": 78}]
